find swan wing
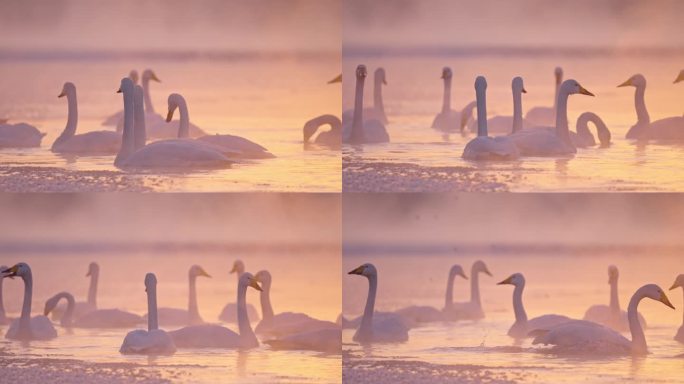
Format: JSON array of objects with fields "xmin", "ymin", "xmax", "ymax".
[
  {"xmin": 0, "ymin": 123, "xmax": 45, "ymax": 148},
  {"xmin": 463, "ymin": 136, "xmax": 520, "ymax": 160},
  {"xmin": 645, "ymin": 116, "xmax": 684, "ymax": 140},
  {"xmin": 532, "ymin": 319, "xmax": 630, "ymax": 354},
  {"xmin": 431, "ymin": 111, "xmax": 461, "ymax": 132},
  {"xmin": 6, "ymin": 316, "xmax": 57, "ymax": 340},
  {"xmin": 396, "ymin": 305, "xmax": 443, "ymax": 324},
  {"xmin": 169, "ymin": 324, "xmax": 241, "ymax": 348},
  {"xmin": 120, "ymin": 329, "xmax": 176, "ymax": 355},
  {"xmin": 196, "ymin": 134, "xmax": 274, "ymax": 158},
  {"xmin": 371, "ymin": 316, "xmax": 409, "ymax": 343},
  {"xmin": 75, "ymin": 309, "xmax": 144, "ymax": 328},
  {"xmin": 264, "ymin": 328, "xmax": 341, "ymax": 353},
  {"xmin": 123, "ymin": 140, "xmax": 232, "ymax": 169},
  {"xmin": 218, "ymin": 302, "xmax": 260, "ymax": 323},
  {"xmin": 52, "ymin": 131, "xmax": 121, "ymax": 154},
  {"xmin": 509, "ymin": 128, "xmax": 576, "ymax": 156}
]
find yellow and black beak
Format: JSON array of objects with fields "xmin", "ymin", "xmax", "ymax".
[
  {"xmin": 617, "ymin": 78, "xmax": 633, "ymax": 88},
  {"xmin": 1, "ymin": 264, "xmax": 19, "ymax": 278},
  {"xmin": 116, "ymin": 87, "xmax": 122, "ymax": 94},
  {"xmin": 670, "ymin": 281, "xmax": 681, "ymax": 291},
  {"xmin": 151, "ymin": 73, "xmax": 161, "ymax": 82},
  {"xmin": 327, "ymin": 74, "xmax": 342, "ymax": 84},
  {"xmin": 348, "ymin": 265, "xmax": 365, "ymax": 275},
  {"xmin": 522, "ymin": 88, "xmax": 527, "ymax": 94},
  {"xmin": 198, "ymin": 268, "xmax": 211, "ymax": 278},
  {"xmin": 58, "ymin": 91, "xmax": 66, "ymax": 98},
  {"xmin": 675, "ymin": 71, "xmax": 684, "ymax": 84},
  {"xmin": 248, "ymin": 277, "xmax": 262, "ymax": 292},
  {"xmin": 166, "ymin": 109, "xmax": 174, "ymax": 123},
  {"xmin": 579, "ymin": 86, "xmax": 595, "ymax": 96},
  {"xmin": 497, "ymin": 275, "xmax": 514, "ymax": 285},
  {"xmin": 660, "ymin": 291, "xmax": 675, "ymax": 310}
]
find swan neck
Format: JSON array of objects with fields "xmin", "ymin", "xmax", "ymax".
[
  {"xmin": 360, "ymin": 274, "xmax": 377, "ymax": 334},
  {"xmin": 177, "ymin": 98, "xmax": 190, "ymax": 139},
  {"xmin": 470, "ymin": 270, "xmax": 481, "ymax": 306},
  {"xmin": 634, "ymin": 85, "xmax": 650, "ymax": 125},
  {"xmin": 87, "ymin": 269, "xmax": 98, "ymax": 308},
  {"xmin": 627, "ymin": 290, "xmax": 647, "ymax": 353},
  {"xmin": 512, "ymin": 87, "xmax": 523, "ymax": 133},
  {"xmin": 444, "ymin": 271, "xmax": 455, "ymax": 310},
  {"xmin": 237, "ymin": 282, "xmax": 257, "ymax": 344},
  {"xmin": 59, "ymin": 90, "xmax": 78, "ymax": 140},
  {"xmin": 142, "ymin": 78, "xmax": 155, "ymax": 113},
  {"xmin": 442, "ymin": 77, "xmax": 452, "ymax": 113},
  {"xmin": 115, "ymin": 87, "xmax": 136, "ymax": 165},
  {"xmin": 133, "ymin": 88, "xmax": 147, "ymax": 151},
  {"xmin": 512, "ymin": 283, "xmax": 528, "ymax": 324},
  {"xmin": 19, "ymin": 271, "xmax": 33, "ymax": 338},
  {"xmin": 188, "ymin": 274, "xmax": 200, "ymax": 323},
  {"xmin": 373, "ymin": 76, "xmax": 385, "ymax": 117},
  {"xmin": 555, "ymin": 90, "xmax": 571, "ymax": 144},
  {"xmin": 259, "ymin": 281, "xmax": 274, "ymax": 321},
  {"xmin": 476, "ymin": 85, "xmax": 488, "ymax": 137},
  {"xmin": 58, "ymin": 292, "xmax": 75, "ymax": 327},
  {"xmin": 147, "ymin": 285, "xmax": 158, "ymax": 331},
  {"xmin": 609, "ymin": 279, "xmax": 620, "ymax": 314},
  {"xmin": 350, "ymin": 74, "xmax": 366, "ymax": 143}
]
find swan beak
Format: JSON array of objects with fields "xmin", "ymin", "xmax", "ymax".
[
  {"xmin": 348, "ymin": 265, "xmax": 365, "ymax": 275},
  {"xmin": 675, "ymin": 72, "xmax": 684, "ymax": 84},
  {"xmin": 58, "ymin": 91, "xmax": 66, "ymax": 98},
  {"xmin": 327, "ymin": 74, "xmax": 342, "ymax": 84},
  {"xmin": 483, "ymin": 268, "xmax": 493, "ymax": 277},
  {"xmin": 670, "ymin": 281, "xmax": 681, "ymax": 290},
  {"xmin": 230, "ymin": 265, "xmax": 238, "ymax": 274},
  {"xmin": 522, "ymin": 88, "xmax": 527, "ymax": 94},
  {"xmin": 150, "ymin": 73, "xmax": 161, "ymax": 82},
  {"xmin": 459, "ymin": 271, "xmax": 468, "ymax": 279},
  {"xmin": 166, "ymin": 110, "xmax": 174, "ymax": 123},
  {"xmin": 660, "ymin": 292, "xmax": 675, "ymax": 309},
  {"xmin": 1, "ymin": 265, "xmax": 18, "ymax": 278},
  {"xmin": 579, "ymin": 86, "xmax": 594, "ymax": 96},
  {"xmin": 383, "ymin": 78, "xmax": 388, "ymax": 85},
  {"xmin": 617, "ymin": 79, "xmax": 633, "ymax": 88},
  {"xmin": 116, "ymin": 87, "xmax": 122, "ymax": 94},
  {"xmin": 497, "ymin": 275, "xmax": 513, "ymax": 285},
  {"xmin": 248, "ymin": 278, "xmax": 262, "ymax": 292},
  {"xmin": 198, "ymin": 268, "xmax": 211, "ymax": 278}
]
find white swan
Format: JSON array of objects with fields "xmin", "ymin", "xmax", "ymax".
[
  {"xmin": 151, "ymin": 265, "xmax": 210, "ymax": 327},
  {"xmin": 348, "ymin": 263, "xmax": 409, "ymax": 343},
  {"xmin": 167, "ymin": 93, "xmax": 275, "ymax": 159},
  {"xmin": 218, "ymin": 260, "xmax": 260, "ymax": 323},
  {"xmin": 342, "ymin": 65, "xmax": 390, "ymax": 144},
  {"xmin": 101, "ymin": 70, "xmax": 138, "ymax": 126},
  {"xmin": 508, "ymin": 79, "xmax": 595, "ymax": 156},
  {"xmin": 670, "ymin": 274, "xmax": 684, "ymax": 343},
  {"xmin": 395, "ymin": 264, "xmax": 468, "ymax": 324},
  {"xmin": 525, "ymin": 67, "xmax": 563, "ymax": 126},
  {"xmin": 0, "ymin": 265, "xmax": 10, "ymax": 325},
  {"xmin": 471, "ymin": 77, "xmax": 531, "ymax": 135},
  {"xmin": 532, "ymin": 284, "xmax": 674, "ymax": 355},
  {"xmin": 343, "ymin": 67, "xmax": 388, "ymax": 124},
  {"xmin": 44, "ymin": 291, "xmax": 144, "ymax": 328},
  {"xmin": 114, "ymin": 79, "xmax": 232, "ymax": 170},
  {"xmin": 583, "ymin": 265, "xmax": 646, "ymax": 332},
  {"xmin": 0, "ymin": 122, "xmax": 45, "ymax": 148},
  {"xmin": 303, "ymin": 114, "xmax": 341, "ymax": 148},
  {"xmin": 618, "ymin": 74, "xmax": 684, "ymax": 140},
  {"xmin": 1, "ymin": 263, "xmax": 57, "ymax": 340},
  {"xmin": 462, "ymin": 76, "xmax": 520, "ymax": 160},
  {"xmin": 253, "ymin": 270, "xmax": 338, "ymax": 337},
  {"xmin": 120, "ymin": 273, "xmax": 176, "ymax": 355},
  {"xmin": 432, "ymin": 67, "xmax": 476, "ymax": 133},
  {"xmin": 169, "ymin": 273, "xmax": 262, "ymax": 349},
  {"xmin": 498, "ymin": 273, "xmax": 572, "ymax": 339},
  {"xmin": 51, "ymin": 82, "xmax": 121, "ymax": 154},
  {"xmin": 51, "ymin": 262, "xmax": 99, "ymax": 321},
  {"xmin": 445, "ymin": 260, "xmax": 492, "ymax": 320},
  {"xmin": 264, "ymin": 328, "xmax": 341, "ymax": 353},
  {"xmin": 573, "ymin": 112, "xmax": 611, "ymax": 148}
]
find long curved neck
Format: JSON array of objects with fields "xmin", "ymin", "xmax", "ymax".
[
  {"xmin": 609, "ymin": 279, "xmax": 620, "ymax": 314},
  {"xmin": 512, "ymin": 283, "xmax": 528, "ymax": 324},
  {"xmin": 444, "ymin": 271, "xmax": 456, "ymax": 309},
  {"xmin": 176, "ymin": 98, "xmax": 190, "ymax": 139},
  {"xmin": 58, "ymin": 91, "xmax": 78, "ymax": 140},
  {"xmin": 142, "ymin": 78, "xmax": 155, "ymax": 113},
  {"xmin": 633, "ymin": 85, "xmax": 650, "ymax": 125},
  {"xmin": 310, "ymin": 115, "xmax": 341, "ymax": 133},
  {"xmin": 476, "ymin": 86, "xmax": 488, "ymax": 137},
  {"xmin": 259, "ymin": 281, "xmax": 274, "ymax": 321},
  {"xmin": 512, "ymin": 87, "xmax": 523, "ymax": 133},
  {"xmin": 442, "ymin": 77, "xmax": 452, "ymax": 113},
  {"xmin": 350, "ymin": 75, "xmax": 366, "ymax": 143},
  {"xmin": 0, "ymin": 277, "xmax": 6, "ymax": 321},
  {"xmin": 553, "ymin": 77, "xmax": 560, "ymax": 111},
  {"xmin": 236, "ymin": 283, "xmax": 257, "ymax": 343},
  {"xmin": 470, "ymin": 270, "xmax": 481, "ymax": 306},
  {"xmin": 133, "ymin": 89, "xmax": 147, "ymax": 151},
  {"xmin": 188, "ymin": 274, "xmax": 200, "ymax": 323},
  {"xmin": 373, "ymin": 76, "xmax": 385, "ymax": 117},
  {"xmin": 359, "ymin": 274, "xmax": 377, "ymax": 334},
  {"xmin": 115, "ymin": 88, "xmax": 136, "ymax": 165},
  {"xmin": 56, "ymin": 292, "xmax": 75, "ymax": 327},
  {"xmin": 627, "ymin": 290, "xmax": 647, "ymax": 354},
  {"xmin": 19, "ymin": 272, "xmax": 33, "ymax": 338},
  {"xmin": 555, "ymin": 90, "xmax": 571, "ymax": 144},
  {"xmin": 87, "ymin": 270, "xmax": 98, "ymax": 308},
  {"xmin": 147, "ymin": 286, "xmax": 158, "ymax": 331}
]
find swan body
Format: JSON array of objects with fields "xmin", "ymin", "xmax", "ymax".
[
  {"xmin": 170, "ymin": 273, "xmax": 262, "ymax": 349},
  {"xmin": 218, "ymin": 260, "xmax": 260, "ymax": 323},
  {"xmin": 0, "ymin": 123, "xmax": 45, "ymax": 148},
  {"xmin": 165, "ymin": 93, "xmax": 274, "ymax": 158},
  {"xmin": 348, "ymin": 263, "xmax": 409, "ymax": 343},
  {"xmin": 524, "ymin": 67, "xmax": 563, "ymax": 126},
  {"xmin": 151, "ymin": 265, "xmax": 210, "ymax": 327},
  {"xmin": 120, "ymin": 273, "xmax": 176, "ymax": 355},
  {"xmin": 462, "ymin": 76, "xmax": 520, "ymax": 161},
  {"xmin": 102, "ymin": 70, "xmax": 138, "ymax": 126},
  {"xmin": 265, "ymin": 328, "xmax": 341, "ymax": 353},
  {"xmin": 498, "ymin": 273, "xmax": 572, "ymax": 339},
  {"xmin": 44, "ymin": 292, "xmax": 143, "ymax": 328},
  {"xmin": 469, "ymin": 76, "xmax": 530, "ymax": 135},
  {"xmin": 1, "ymin": 263, "xmax": 57, "ymax": 340},
  {"xmin": 445, "ymin": 261, "xmax": 492, "ymax": 320},
  {"xmin": 533, "ymin": 284, "xmax": 675, "ymax": 355},
  {"xmin": 51, "ymin": 262, "xmax": 99, "ymax": 321},
  {"xmin": 253, "ymin": 270, "xmax": 338, "ymax": 337},
  {"xmin": 304, "ymin": 114, "xmax": 341, "ymax": 148},
  {"xmin": 619, "ymin": 74, "xmax": 684, "ymax": 140},
  {"xmin": 670, "ymin": 274, "xmax": 684, "ymax": 343},
  {"xmin": 583, "ymin": 265, "xmax": 645, "ymax": 332},
  {"xmin": 343, "ymin": 67, "xmax": 388, "ymax": 124},
  {"xmin": 432, "ymin": 67, "xmax": 476, "ymax": 133},
  {"xmin": 51, "ymin": 82, "xmax": 121, "ymax": 154},
  {"xmin": 509, "ymin": 79, "xmax": 595, "ymax": 156},
  {"xmin": 114, "ymin": 79, "xmax": 232, "ymax": 170},
  {"xmin": 343, "ymin": 65, "xmax": 390, "ymax": 144}
]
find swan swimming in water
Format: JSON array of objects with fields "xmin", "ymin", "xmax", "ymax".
[
  {"xmin": 583, "ymin": 265, "xmax": 646, "ymax": 332},
  {"xmin": 508, "ymin": 79, "xmax": 595, "ymax": 156},
  {"xmin": 498, "ymin": 273, "xmax": 572, "ymax": 339},
  {"xmin": 218, "ymin": 260, "xmax": 260, "ymax": 323},
  {"xmin": 169, "ymin": 273, "xmax": 262, "ymax": 349},
  {"xmin": 44, "ymin": 291, "xmax": 143, "ymax": 328},
  {"xmin": 395, "ymin": 264, "xmax": 468, "ymax": 324},
  {"xmin": 573, "ymin": 112, "xmax": 611, "ymax": 148},
  {"xmin": 532, "ymin": 284, "xmax": 674, "ymax": 355},
  {"xmin": 166, "ymin": 93, "xmax": 274, "ymax": 159},
  {"xmin": 432, "ymin": 67, "xmax": 476, "ymax": 133},
  {"xmin": 525, "ymin": 67, "xmax": 563, "ymax": 126},
  {"xmin": 348, "ymin": 263, "xmax": 409, "ymax": 343},
  {"xmin": 1, "ymin": 263, "xmax": 57, "ymax": 340},
  {"xmin": 619, "ymin": 74, "xmax": 684, "ymax": 140},
  {"xmin": 148, "ymin": 265, "xmax": 210, "ymax": 327},
  {"xmin": 303, "ymin": 114, "xmax": 341, "ymax": 148},
  {"xmin": 101, "ymin": 70, "xmax": 138, "ymax": 126},
  {"xmin": 0, "ymin": 120, "xmax": 45, "ymax": 148},
  {"xmin": 51, "ymin": 82, "xmax": 121, "ymax": 154},
  {"xmin": 342, "ymin": 65, "xmax": 390, "ymax": 144},
  {"xmin": 120, "ymin": 273, "xmax": 176, "ymax": 355},
  {"xmin": 343, "ymin": 67, "xmax": 388, "ymax": 124},
  {"xmin": 462, "ymin": 76, "xmax": 520, "ymax": 161},
  {"xmin": 669, "ymin": 274, "xmax": 684, "ymax": 343},
  {"xmin": 114, "ymin": 79, "xmax": 232, "ymax": 170},
  {"xmin": 51, "ymin": 262, "xmax": 99, "ymax": 321},
  {"xmin": 445, "ymin": 260, "xmax": 492, "ymax": 320},
  {"xmin": 469, "ymin": 76, "xmax": 530, "ymax": 135}
]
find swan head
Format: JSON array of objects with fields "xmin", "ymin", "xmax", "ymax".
[
  {"xmin": 348, "ymin": 263, "xmax": 377, "ymax": 278},
  {"xmin": 618, "ymin": 74, "xmax": 646, "ymax": 89},
  {"xmin": 144, "ymin": 273, "xmax": 157, "ymax": 292},
  {"xmin": 44, "ymin": 292, "xmax": 68, "ymax": 316},
  {"xmin": 117, "ymin": 77, "xmax": 135, "ymax": 95},
  {"xmin": 356, "ymin": 65, "xmax": 367, "ymax": 80},
  {"xmin": 166, "ymin": 93, "xmax": 185, "ymax": 122},
  {"xmin": 554, "ymin": 67, "xmax": 563, "ymax": 83},
  {"xmin": 129, "ymin": 70, "xmax": 139, "ymax": 85},
  {"xmin": 231, "ymin": 260, "xmax": 245, "ymax": 275},
  {"xmin": 670, "ymin": 274, "xmax": 684, "ymax": 290},
  {"xmin": 58, "ymin": 82, "xmax": 76, "ymax": 98},
  {"xmin": 86, "ymin": 262, "xmax": 99, "ymax": 277},
  {"xmin": 375, "ymin": 68, "xmax": 387, "ymax": 85},
  {"xmin": 142, "ymin": 69, "xmax": 161, "ymax": 83},
  {"xmin": 189, "ymin": 265, "xmax": 211, "ymax": 279},
  {"xmin": 473, "ymin": 260, "xmax": 492, "ymax": 276},
  {"xmin": 474, "ymin": 76, "xmax": 487, "ymax": 92},
  {"xmin": 561, "ymin": 79, "xmax": 594, "ymax": 97},
  {"xmin": 607, "ymin": 265, "xmax": 619, "ymax": 284},
  {"xmin": 512, "ymin": 77, "xmax": 526, "ymax": 94},
  {"xmin": 255, "ymin": 270, "xmax": 272, "ymax": 289},
  {"xmin": 674, "ymin": 70, "xmax": 684, "ymax": 84},
  {"xmin": 441, "ymin": 67, "xmax": 452, "ymax": 80},
  {"xmin": 449, "ymin": 264, "xmax": 467, "ymax": 279},
  {"xmin": 328, "ymin": 74, "xmax": 342, "ymax": 84},
  {"xmin": 1, "ymin": 262, "xmax": 30, "ymax": 279},
  {"xmin": 639, "ymin": 284, "xmax": 675, "ymax": 310},
  {"xmin": 498, "ymin": 273, "xmax": 524, "ymax": 287},
  {"xmin": 239, "ymin": 272, "xmax": 262, "ymax": 292}
]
